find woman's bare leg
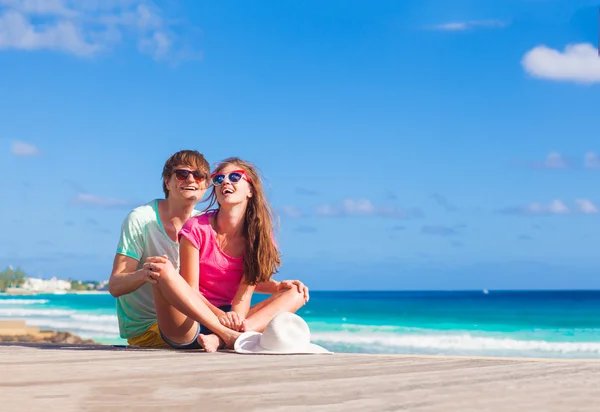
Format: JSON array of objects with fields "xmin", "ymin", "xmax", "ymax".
[
  {"xmin": 243, "ymin": 287, "xmax": 306, "ymax": 332},
  {"xmin": 152, "ymin": 268, "xmax": 241, "ymax": 351}
]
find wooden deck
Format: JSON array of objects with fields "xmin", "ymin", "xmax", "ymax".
[{"xmin": 2, "ymin": 343, "xmax": 600, "ymax": 411}]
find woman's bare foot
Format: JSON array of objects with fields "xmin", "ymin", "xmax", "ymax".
[
  {"xmin": 197, "ymin": 334, "xmax": 221, "ymax": 353},
  {"xmin": 221, "ymin": 330, "xmax": 242, "ymax": 349}
]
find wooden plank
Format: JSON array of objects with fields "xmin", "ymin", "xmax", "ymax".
[{"xmin": 1, "ymin": 344, "xmax": 599, "ymax": 411}]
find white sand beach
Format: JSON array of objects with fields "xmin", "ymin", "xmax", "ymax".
[{"xmin": 2, "ymin": 342, "xmax": 600, "ymax": 411}]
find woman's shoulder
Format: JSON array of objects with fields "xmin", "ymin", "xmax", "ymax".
[
  {"xmin": 183, "ymin": 209, "xmax": 216, "ymax": 231},
  {"xmin": 179, "ymin": 209, "xmax": 217, "ymax": 248}
]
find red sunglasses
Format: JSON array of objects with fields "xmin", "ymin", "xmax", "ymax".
[{"xmin": 210, "ymin": 170, "xmax": 252, "ymax": 186}]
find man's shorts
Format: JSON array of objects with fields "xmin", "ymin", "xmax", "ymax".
[
  {"xmin": 159, "ymin": 305, "xmax": 233, "ymax": 350},
  {"xmin": 127, "ymin": 322, "xmax": 170, "ymax": 348}
]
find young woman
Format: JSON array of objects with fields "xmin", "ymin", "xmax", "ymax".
[{"xmin": 144, "ymin": 157, "xmax": 307, "ymax": 352}]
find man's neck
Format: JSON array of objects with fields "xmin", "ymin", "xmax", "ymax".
[{"xmin": 159, "ymin": 198, "xmax": 196, "ymax": 226}]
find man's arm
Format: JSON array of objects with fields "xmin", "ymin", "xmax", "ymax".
[
  {"xmin": 110, "ymin": 209, "xmax": 150, "ymax": 297},
  {"xmin": 108, "ymin": 254, "xmax": 153, "ymax": 297}
]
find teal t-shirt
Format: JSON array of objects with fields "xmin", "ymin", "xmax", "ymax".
[{"xmin": 115, "ymin": 199, "xmax": 201, "ymax": 339}]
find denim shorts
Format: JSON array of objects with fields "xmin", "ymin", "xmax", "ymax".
[{"xmin": 159, "ymin": 305, "xmax": 232, "ymax": 350}]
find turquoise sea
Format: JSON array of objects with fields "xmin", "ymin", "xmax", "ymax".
[{"xmin": 2, "ymin": 290, "xmax": 600, "ymax": 358}]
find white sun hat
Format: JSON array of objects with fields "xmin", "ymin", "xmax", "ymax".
[{"xmin": 234, "ymin": 312, "xmax": 331, "ymax": 355}]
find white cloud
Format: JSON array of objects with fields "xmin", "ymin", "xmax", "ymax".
[
  {"xmin": 138, "ymin": 29, "xmax": 172, "ymax": 60},
  {"xmin": 315, "ymin": 204, "xmax": 337, "ymax": 217},
  {"xmin": 525, "ymin": 152, "xmax": 600, "ymax": 170},
  {"xmin": 12, "ymin": 140, "xmax": 40, "ymax": 156},
  {"xmin": 499, "ymin": 199, "xmax": 569, "ymax": 215},
  {"xmin": 540, "ymin": 152, "xmax": 569, "ymax": 169},
  {"xmin": 576, "ymin": 199, "xmax": 598, "ymax": 214},
  {"xmin": 584, "ymin": 152, "xmax": 600, "ymax": 169},
  {"xmin": 0, "ymin": 0, "xmax": 75, "ymax": 16},
  {"xmin": 315, "ymin": 198, "xmax": 422, "ymax": 219},
  {"xmin": 499, "ymin": 199, "xmax": 600, "ymax": 215},
  {"xmin": 281, "ymin": 206, "xmax": 303, "ymax": 218},
  {"xmin": 546, "ymin": 200, "xmax": 570, "ymax": 214},
  {"xmin": 521, "ymin": 43, "xmax": 600, "ymax": 84},
  {"xmin": 341, "ymin": 199, "xmax": 375, "ymax": 215},
  {"xmin": 0, "ymin": 0, "xmax": 197, "ymax": 61},
  {"xmin": 73, "ymin": 193, "xmax": 131, "ymax": 208},
  {"xmin": 0, "ymin": 10, "xmax": 100, "ymax": 56},
  {"xmin": 428, "ymin": 20, "xmax": 508, "ymax": 31},
  {"xmin": 526, "ymin": 152, "xmax": 570, "ymax": 169}
]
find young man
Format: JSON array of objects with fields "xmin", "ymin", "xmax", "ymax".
[
  {"xmin": 109, "ymin": 150, "xmax": 310, "ymax": 348},
  {"xmin": 108, "ymin": 150, "xmax": 212, "ymax": 347}
]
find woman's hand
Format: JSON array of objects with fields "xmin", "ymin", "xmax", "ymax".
[
  {"xmin": 143, "ymin": 255, "xmax": 175, "ymax": 282},
  {"xmin": 277, "ymin": 280, "xmax": 310, "ymax": 303},
  {"xmin": 218, "ymin": 311, "xmax": 245, "ymax": 331}
]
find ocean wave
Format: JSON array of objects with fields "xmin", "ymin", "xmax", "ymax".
[
  {"xmin": 0, "ymin": 308, "xmax": 117, "ymax": 323},
  {"xmin": 311, "ymin": 331, "xmax": 600, "ymax": 355},
  {"xmin": 0, "ymin": 307, "xmax": 120, "ymax": 339},
  {"xmin": 25, "ymin": 318, "xmax": 119, "ymax": 335},
  {"xmin": 306, "ymin": 320, "xmax": 600, "ymax": 337},
  {"xmin": 0, "ymin": 308, "xmax": 76, "ymax": 317},
  {"xmin": 71, "ymin": 313, "xmax": 118, "ymax": 322},
  {"xmin": 307, "ymin": 321, "xmax": 425, "ymax": 333},
  {"xmin": 0, "ymin": 299, "xmax": 49, "ymax": 305}
]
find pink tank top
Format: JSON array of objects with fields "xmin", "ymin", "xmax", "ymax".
[{"xmin": 178, "ymin": 210, "xmax": 244, "ymax": 307}]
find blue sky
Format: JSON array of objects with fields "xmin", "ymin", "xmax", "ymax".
[{"xmin": 1, "ymin": 0, "xmax": 599, "ymax": 290}]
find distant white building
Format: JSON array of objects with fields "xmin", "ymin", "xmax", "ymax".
[{"xmin": 22, "ymin": 277, "xmax": 72, "ymax": 293}]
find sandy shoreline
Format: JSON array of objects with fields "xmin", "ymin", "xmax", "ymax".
[
  {"xmin": 0, "ymin": 320, "xmax": 100, "ymax": 345},
  {"xmin": 2, "ymin": 343, "xmax": 600, "ymax": 411}
]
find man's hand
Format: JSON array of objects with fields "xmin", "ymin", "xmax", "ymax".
[
  {"xmin": 143, "ymin": 255, "xmax": 176, "ymax": 283},
  {"xmin": 137, "ymin": 267, "xmax": 159, "ymax": 284},
  {"xmin": 109, "ymin": 254, "xmax": 156, "ymax": 297},
  {"xmin": 277, "ymin": 280, "xmax": 309, "ymax": 303},
  {"xmin": 218, "ymin": 311, "xmax": 245, "ymax": 331}
]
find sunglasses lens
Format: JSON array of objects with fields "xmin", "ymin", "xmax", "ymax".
[
  {"xmin": 174, "ymin": 170, "xmax": 189, "ymax": 180},
  {"xmin": 175, "ymin": 169, "xmax": 206, "ymax": 182},
  {"xmin": 212, "ymin": 174, "xmax": 225, "ymax": 185},
  {"xmin": 229, "ymin": 172, "xmax": 243, "ymax": 183}
]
